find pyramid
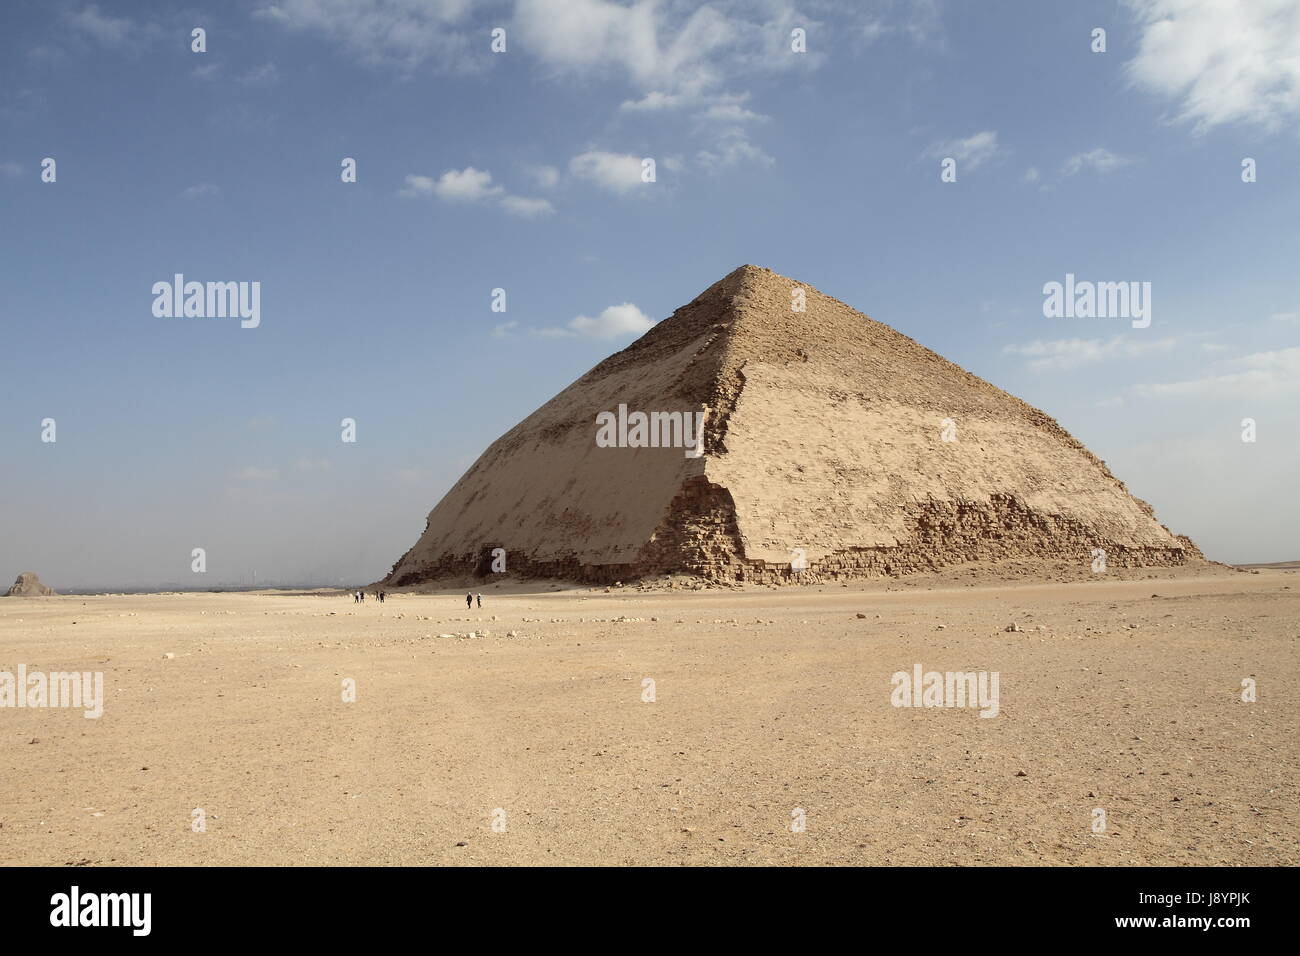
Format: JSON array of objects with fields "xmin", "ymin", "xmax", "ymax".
[
  {"xmin": 4, "ymin": 572, "xmax": 55, "ymax": 596},
  {"xmin": 384, "ymin": 265, "xmax": 1201, "ymax": 587}
]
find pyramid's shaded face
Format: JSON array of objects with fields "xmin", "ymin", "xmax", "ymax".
[{"xmin": 384, "ymin": 266, "xmax": 1199, "ymax": 587}]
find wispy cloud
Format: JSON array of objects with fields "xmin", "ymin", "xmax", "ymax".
[
  {"xmin": 67, "ymin": 5, "xmax": 133, "ymax": 46},
  {"xmin": 862, "ymin": 0, "xmax": 946, "ymax": 49},
  {"xmin": 513, "ymin": 0, "xmax": 814, "ymax": 96},
  {"xmin": 1124, "ymin": 0, "xmax": 1300, "ymax": 133},
  {"xmin": 695, "ymin": 125, "xmax": 773, "ymax": 171},
  {"xmin": 238, "ymin": 63, "xmax": 281, "ymax": 87},
  {"xmin": 620, "ymin": 90, "xmax": 773, "ymax": 171},
  {"xmin": 1061, "ymin": 148, "xmax": 1134, "ymax": 177},
  {"xmin": 1003, "ymin": 336, "xmax": 1177, "ymax": 372},
  {"xmin": 517, "ymin": 0, "xmax": 814, "ymax": 174},
  {"xmin": 181, "ymin": 183, "xmax": 221, "ymax": 200},
  {"xmin": 1129, "ymin": 348, "xmax": 1300, "ymax": 399},
  {"xmin": 923, "ymin": 130, "xmax": 1005, "ymax": 172},
  {"xmin": 254, "ymin": 0, "xmax": 475, "ymax": 73},
  {"xmin": 401, "ymin": 167, "xmax": 551, "ymax": 216}
]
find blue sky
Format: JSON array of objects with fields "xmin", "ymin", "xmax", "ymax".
[{"xmin": 2, "ymin": 0, "xmax": 1297, "ymax": 588}]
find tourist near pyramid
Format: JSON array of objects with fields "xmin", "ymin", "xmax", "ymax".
[
  {"xmin": 384, "ymin": 265, "xmax": 1201, "ymax": 587},
  {"xmin": 4, "ymin": 572, "xmax": 56, "ymax": 596}
]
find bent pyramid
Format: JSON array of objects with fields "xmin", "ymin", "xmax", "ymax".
[
  {"xmin": 385, "ymin": 265, "xmax": 1200, "ymax": 587},
  {"xmin": 5, "ymin": 572, "xmax": 56, "ymax": 596}
]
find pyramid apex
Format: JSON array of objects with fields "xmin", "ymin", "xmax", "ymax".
[{"xmin": 721, "ymin": 263, "xmax": 782, "ymax": 284}]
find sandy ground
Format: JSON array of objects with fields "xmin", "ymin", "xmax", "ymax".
[{"xmin": 2, "ymin": 571, "xmax": 1296, "ymax": 866}]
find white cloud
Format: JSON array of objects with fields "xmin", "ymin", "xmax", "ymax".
[
  {"xmin": 1129, "ymin": 348, "xmax": 1300, "ymax": 399},
  {"xmin": 539, "ymin": 303, "xmax": 656, "ymax": 340},
  {"xmin": 181, "ymin": 183, "xmax": 221, "ymax": 200},
  {"xmin": 569, "ymin": 151, "xmax": 647, "ymax": 193},
  {"xmin": 696, "ymin": 129, "xmax": 774, "ymax": 170},
  {"xmin": 254, "ymin": 0, "xmax": 473, "ymax": 71},
  {"xmin": 861, "ymin": 0, "xmax": 945, "ymax": 49},
  {"xmin": 68, "ymin": 5, "xmax": 132, "ymax": 46},
  {"xmin": 1022, "ymin": 166, "xmax": 1040, "ymax": 183},
  {"xmin": 697, "ymin": 97, "xmax": 768, "ymax": 124},
  {"xmin": 403, "ymin": 167, "xmax": 554, "ymax": 215},
  {"xmin": 619, "ymin": 91, "xmax": 688, "ymax": 112},
  {"xmin": 513, "ymin": 0, "xmax": 794, "ymax": 96},
  {"xmin": 516, "ymin": 0, "xmax": 815, "ymax": 173},
  {"xmin": 293, "ymin": 458, "xmax": 331, "ymax": 472},
  {"xmin": 924, "ymin": 130, "xmax": 1005, "ymax": 172},
  {"xmin": 238, "ymin": 63, "xmax": 280, "ymax": 87},
  {"xmin": 1003, "ymin": 335, "xmax": 1177, "ymax": 372},
  {"xmin": 1270, "ymin": 311, "xmax": 1299, "ymax": 323},
  {"xmin": 431, "ymin": 166, "xmax": 504, "ymax": 202},
  {"xmin": 619, "ymin": 89, "xmax": 772, "ymax": 170},
  {"xmin": 1061, "ymin": 148, "xmax": 1134, "ymax": 177},
  {"xmin": 1124, "ymin": 0, "xmax": 1300, "ymax": 133},
  {"xmin": 399, "ymin": 174, "xmax": 435, "ymax": 197},
  {"xmin": 499, "ymin": 195, "xmax": 555, "ymax": 218},
  {"xmin": 491, "ymin": 320, "xmax": 519, "ymax": 339}
]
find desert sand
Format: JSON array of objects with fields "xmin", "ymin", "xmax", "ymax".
[{"xmin": 1, "ymin": 567, "xmax": 1295, "ymax": 867}]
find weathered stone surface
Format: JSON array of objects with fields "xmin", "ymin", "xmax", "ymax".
[
  {"xmin": 384, "ymin": 265, "xmax": 1201, "ymax": 587},
  {"xmin": 4, "ymin": 572, "xmax": 55, "ymax": 596}
]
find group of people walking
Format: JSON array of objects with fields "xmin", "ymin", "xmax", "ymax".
[{"xmin": 350, "ymin": 590, "xmax": 481, "ymax": 608}]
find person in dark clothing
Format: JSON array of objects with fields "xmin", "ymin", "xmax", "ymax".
[
  {"xmin": 476, "ymin": 593, "xmax": 482, "ymax": 608},
  {"xmin": 466, "ymin": 592, "xmax": 473, "ymax": 609}
]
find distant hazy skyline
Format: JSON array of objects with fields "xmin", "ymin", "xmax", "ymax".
[{"xmin": 3, "ymin": 0, "xmax": 1298, "ymax": 589}]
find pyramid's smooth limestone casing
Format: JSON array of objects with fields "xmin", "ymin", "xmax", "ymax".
[{"xmin": 384, "ymin": 266, "xmax": 1200, "ymax": 586}]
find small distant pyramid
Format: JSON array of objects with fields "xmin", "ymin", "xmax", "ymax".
[
  {"xmin": 384, "ymin": 265, "xmax": 1201, "ymax": 586},
  {"xmin": 5, "ymin": 572, "xmax": 55, "ymax": 596}
]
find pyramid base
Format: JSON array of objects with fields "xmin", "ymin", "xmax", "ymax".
[{"xmin": 382, "ymin": 483, "xmax": 1205, "ymax": 589}]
